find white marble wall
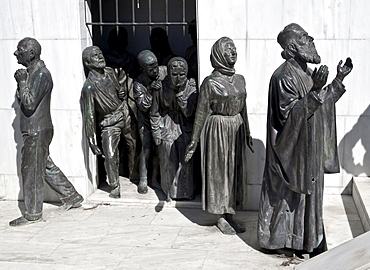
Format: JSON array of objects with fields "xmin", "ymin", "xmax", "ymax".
[
  {"xmin": 197, "ymin": 0, "xmax": 370, "ymax": 210},
  {"xmin": 1, "ymin": 0, "xmax": 369, "ymax": 211},
  {"xmin": 0, "ymin": 0, "xmax": 95, "ymax": 201}
]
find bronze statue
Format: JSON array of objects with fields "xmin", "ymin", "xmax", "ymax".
[
  {"xmin": 257, "ymin": 23, "xmax": 353, "ymax": 257},
  {"xmin": 185, "ymin": 37, "xmax": 254, "ymax": 235},
  {"xmin": 151, "ymin": 57, "xmax": 198, "ymax": 201},
  {"xmin": 133, "ymin": 50, "xmax": 167, "ymax": 194},
  {"xmin": 10, "ymin": 37, "xmax": 83, "ymax": 226},
  {"xmin": 81, "ymin": 46, "xmax": 135, "ymax": 199}
]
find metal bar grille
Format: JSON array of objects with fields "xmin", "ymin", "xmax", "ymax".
[
  {"xmin": 182, "ymin": 0, "xmax": 186, "ymax": 35},
  {"xmin": 132, "ymin": 0, "xmax": 136, "ymax": 35},
  {"xmin": 149, "ymin": 0, "xmax": 152, "ymax": 33},
  {"xmin": 165, "ymin": 0, "xmax": 168, "ymax": 33},
  {"xmin": 85, "ymin": 0, "xmax": 190, "ymax": 36},
  {"xmin": 99, "ymin": 0, "xmax": 103, "ymax": 35},
  {"xmin": 115, "ymin": 0, "xmax": 119, "ymax": 34}
]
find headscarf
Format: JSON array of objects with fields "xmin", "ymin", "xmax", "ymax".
[
  {"xmin": 167, "ymin": 57, "xmax": 188, "ymax": 74},
  {"xmin": 210, "ymin": 37, "xmax": 235, "ymax": 76}
]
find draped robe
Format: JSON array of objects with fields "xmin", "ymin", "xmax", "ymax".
[{"xmin": 258, "ymin": 58, "xmax": 346, "ymax": 252}]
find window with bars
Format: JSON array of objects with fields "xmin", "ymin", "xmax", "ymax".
[{"xmin": 84, "ymin": 0, "xmax": 196, "ymax": 57}]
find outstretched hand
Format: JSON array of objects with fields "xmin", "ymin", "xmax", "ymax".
[
  {"xmin": 89, "ymin": 139, "xmax": 103, "ymax": 156},
  {"xmin": 184, "ymin": 140, "xmax": 198, "ymax": 163},
  {"xmin": 336, "ymin": 57, "xmax": 353, "ymax": 82}
]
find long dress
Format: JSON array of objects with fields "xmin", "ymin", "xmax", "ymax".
[
  {"xmin": 193, "ymin": 70, "xmax": 250, "ymax": 214},
  {"xmin": 258, "ymin": 58, "xmax": 346, "ymax": 252},
  {"xmin": 151, "ymin": 78, "xmax": 198, "ymax": 199}
]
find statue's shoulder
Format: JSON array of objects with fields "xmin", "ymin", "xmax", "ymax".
[
  {"xmin": 82, "ymin": 78, "xmax": 95, "ymax": 94},
  {"xmin": 234, "ymin": 74, "xmax": 245, "ymax": 83},
  {"xmin": 188, "ymin": 78, "xmax": 197, "ymax": 88},
  {"xmin": 158, "ymin": 66, "xmax": 167, "ymax": 80},
  {"xmin": 105, "ymin": 67, "xmax": 115, "ymax": 75},
  {"xmin": 271, "ymin": 61, "xmax": 292, "ymax": 81}
]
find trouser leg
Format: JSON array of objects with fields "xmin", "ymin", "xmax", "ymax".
[
  {"xmin": 44, "ymin": 156, "xmax": 83, "ymax": 205},
  {"xmin": 21, "ymin": 129, "xmax": 52, "ymax": 221},
  {"xmin": 120, "ymin": 113, "xmax": 136, "ymax": 177},
  {"xmin": 138, "ymin": 126, "xmax": 152, "ymax": 181},
  {"xmin": 101, "ymin": 126, "xmax": 121, "ymax": 188}
]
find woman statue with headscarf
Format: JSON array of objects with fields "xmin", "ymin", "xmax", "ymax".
[
  {"xmin": 185, "ymin": 37, "xmax": 254, "ymax": 234},
  {"xmin": 151, "ymin": 57, "xmax": 198, "ymax": 201}
]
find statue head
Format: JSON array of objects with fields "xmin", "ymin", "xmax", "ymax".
[
  {"xmin": 137, "ymin": 50, "xmax": 159, "ymax": 80},
  {"xmin": 210, "ymin": 37, "xmax": 236, "ymax": 76},
  {"xmin": 277, "ymin": 23, "xmax": 321, "ymax": 64},
  {"xmin": 14, "ymin": 37, "xmax": 41, "ymax": 67},
  {"xmin": 82, "ymin": 46, "xmax": 106, "ymax": 71},
  {"xmin": 168, "ymin": 57, "xmax": 188, "ymax": 89}
]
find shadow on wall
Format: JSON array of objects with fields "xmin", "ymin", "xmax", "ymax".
[
  {"xmin": 243, "ymin": 138, "xmax": 266, "ymax": 211},
  {"xmin": 339, "ymin": 104, "xmax": 370, "ymax": 177}
]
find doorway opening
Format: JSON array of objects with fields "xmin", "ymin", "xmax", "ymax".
[{"xmin": 84, "ymin": 0, "xmax": 198, "ymax": 188}]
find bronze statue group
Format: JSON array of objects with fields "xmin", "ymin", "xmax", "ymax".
[{"xmin": 11, "ymin": 23, "xmax": 353, "ymax": 259}]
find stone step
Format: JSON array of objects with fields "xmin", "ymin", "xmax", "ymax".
[
  {"xmin": 296, "ymin": 178, "xmax": 370, "ymax": 269},
  {"xmin": 353, "ymin": 177, "xmax": 370, "ymax": 231},
  {"xmin": 86, "ymin": 177, "xmax": 202, "ymax": 209},
  {"xmin": 295, "ymin": 231, "xmax": 370, "ymax": 270}
]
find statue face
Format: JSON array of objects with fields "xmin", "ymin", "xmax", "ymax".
[
  {"xmin": 169, "ymin": 61, "xmax": 187, "ymax": 89},
  {"xmin": 87, "ymin": 48, "xmax": 106, "ymax": 70},
  {"xmin": 143, "ymin": 60, "xmax": 159, "ymax": 80},
  {"xmin": 294, "ymin": 30, "xmax": 321, "ymax": 64},
  {"xmin": 14, "ymin": 40, "xmax": 31, "ymax": 67},
  {"xmin": 223, "ymin": 41, "xmax": 237, "ymax": 66}
]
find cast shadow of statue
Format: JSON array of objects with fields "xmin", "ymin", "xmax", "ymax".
[
  {"xmin": 338, "ymin": 104, "xmax": 370, "ymax": 177},
  {"xmin": 174, "ymin": 137, "xmax": 266, "ymax": 251},
  {"xmin": 11, "ymin": 98, "xmax": 26, "ymax": 215},
  {"xmin": 338, "ymin": 105, "xmax": 370, "ymax": 237}
]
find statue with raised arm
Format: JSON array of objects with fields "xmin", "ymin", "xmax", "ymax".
[
  {"xmin": 185, "ymin": 37, "xmax": 254, "ymax": 235},
  {"xmin": 151, "ymin": 57, "xmax": 198, "ymax": 201},
  {"xmin": 10, "ymin": 37, "xmax": 83, "ymax": 226},
  {"xmin": 133, "ymin": 50, "xmax": 167, "ymax": 194},
  {"xmin": 257, "ymin": 23, "xmax": 353, "ymax": 257},
  {"xmin": 81, "ymin": 46, "xmax": 135, "ymax": 199}
]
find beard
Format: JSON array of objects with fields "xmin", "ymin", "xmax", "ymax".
[{"xmin": 297, "ymin": 43, "xmax": 321, "ymax": 64}]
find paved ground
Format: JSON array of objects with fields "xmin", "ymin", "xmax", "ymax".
[{"xmin": 0, "ymin": 178, "xmax": 364, "ymax": 270}]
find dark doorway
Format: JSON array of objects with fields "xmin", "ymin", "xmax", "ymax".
[{"xmin": 84, "ymin": 0, "xmax": 197, "ymax": 187}]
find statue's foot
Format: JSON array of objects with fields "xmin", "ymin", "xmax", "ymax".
[
  {"xmin": 224, "ymin": 214, "xmax": 246, "ymax": 233},
  {"xmin": 9, "ymin": 216, "xmax": 43, "ymax": 227},
  {"xmin": 216, "ymin": 217, "xmax": 236, "ymax": 235},
  {"xmin": 109, "ymin": 186, "xmax": 121, "ymax": 199},
  {"xmin": 57, "ymin": 197, "xmax": 84, "ymax": 211},
  {"xmin": 138, "ymin": 179, "xmax": 148, "ymax": 194},
  {"xmin": 165, "ymin": 194, "xmax": 172, "ymax": 203},
  {"xmin": 276, "ymin": 248, "xmax": 294, "ymax": 257}
]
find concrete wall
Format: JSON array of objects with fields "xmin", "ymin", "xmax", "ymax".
[
  {"xmin": 1, "ymin": 0, "xmax": 369, "ymax": 211},
  {"xmin": 0, "ymin": 0, "xmax": 96, "ymax": 201},
  {"xmin": 197, "ymin": 0, "xmax": 370, "ymax": 210}
]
